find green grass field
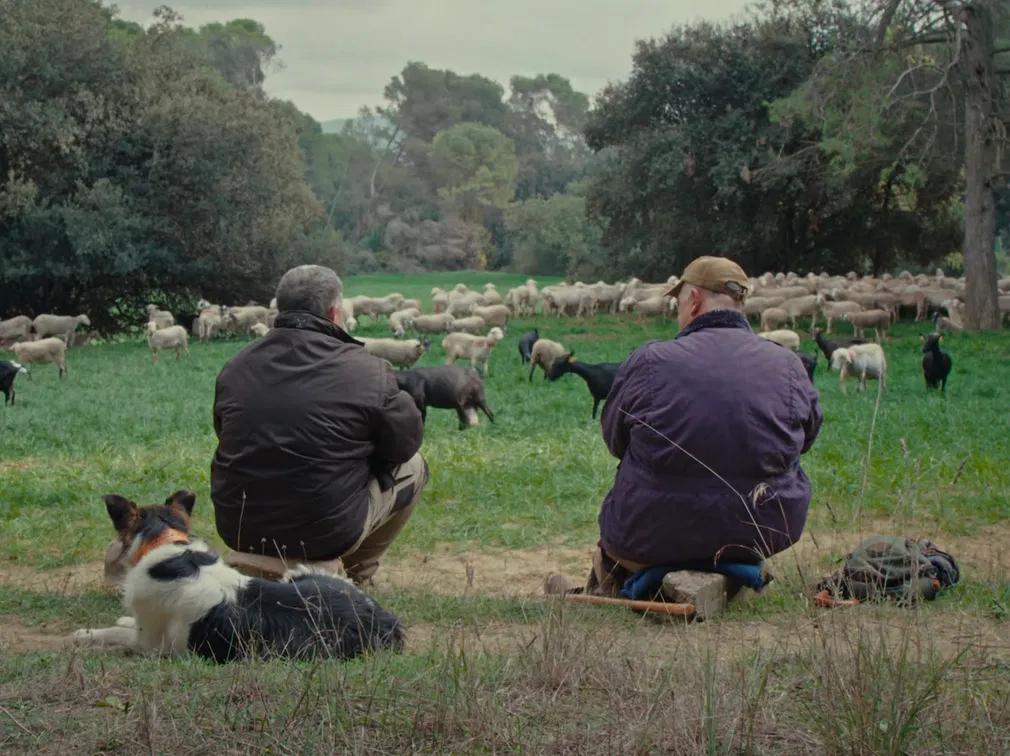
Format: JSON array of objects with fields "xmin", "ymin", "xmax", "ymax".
[{"xmin": 2, "ymin": 271, "xmax": 1009, "ymax": 753}]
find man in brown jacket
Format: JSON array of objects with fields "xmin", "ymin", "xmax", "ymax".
[{"xmin": 211, "ymin": 265, "xmax": 426, "ymax": 584}]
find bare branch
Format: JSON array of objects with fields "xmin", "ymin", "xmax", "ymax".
[
  {"xmin": 992, "ymin": 46, "xmax": 1010, "ymax": 56},
  {"xmin": 874, "ymin": 0, "xmax": 903, "ymax": 48}
]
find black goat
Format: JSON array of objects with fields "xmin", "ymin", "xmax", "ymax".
[
  {"xmin": 546, "ymin": 352, "xmax": 621, "ymax": 419},
  {"xmin": 921, "ymin": 333, "xmax": 952, "ymax": 392},
  {"xmin": 0, "ymin": 360, "xmax": 28, "ymax": 406},
  {"xmin": 798, "ymin": 351, "xmax": 817, "ymax": 382},
  {"xmin": 813, "ymin": 328, "xmax": 865, "ymax": 362},
  {"xmin": 517, "ymin": 329, "xmax": 539, "ymax": 364},
  {"xmin": 396, "ymin": 366, "xmax": 494, "ymax": 430}
]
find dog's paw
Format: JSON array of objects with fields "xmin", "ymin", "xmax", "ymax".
[
  {"xmin": 69, "ymin": 628, "xmax": 96, "ymax": 644},
  {"xmin": 114, "ymin": 616, "xmax": 136, "ymax": 628}
]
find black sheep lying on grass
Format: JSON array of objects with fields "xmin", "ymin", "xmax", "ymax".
[
  {"xmin": 546, "ymin": 353, "xmax": 621, "ymax": 420},
  {"xmin": 396, "ymin": 366, "xmax": 494, "ymax": 430}
]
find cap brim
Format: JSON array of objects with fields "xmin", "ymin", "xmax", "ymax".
[{"xmin": 666, "ymin": 280, "xmax": 684, "ymax": 298}]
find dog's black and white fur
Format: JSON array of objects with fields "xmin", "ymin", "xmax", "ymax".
[{"xmin": 73, "ymin": 490, "xmax": 404, "ymax": 662}]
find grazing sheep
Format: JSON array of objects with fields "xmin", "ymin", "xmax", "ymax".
[
  {"xmin": 831, "ymin": 343, "xmax": 887, "ymax": 394},
  {"xmin": 481, "ymin": 287, "xmax": 504, "ymax": 306},
  {"xmin": 339, "ymin": 300, "xmax": 357, "ymax": 332},
  {"xmin": 0, "ymin": 316, "xmax": 33, "ymax": 344},
  {"xmin": 518, "ymin": 329, "xmax": 539, "ymax": 364},
  {"xmin": 546, "ymin": 353, "xmax": 621, "ymax": 419},
  {"xmin": 441, "ymin": 328, "xmax": 505, "ymax": 376},
  {"xmin": 395, "ymin": 366, "xmax": 494, "ymax": 430},
  {"xmin": 448, "ymin": 315, "xmax": 487, "ymax": 335},
  {"xmin": 431, "ymin": 288, "xmax": 450, "ymax": 314},
  {"xmin": 225, "ymin": 305, "xmax": 270, "ymax": 333},
  {"xmin": 843, "ymin": 309, "xmax": 891, "ymax": 341},
  {"xmin": 390, "ymin": 308, "xmax": 422, "ymax": 337},
  {"xmin": 147, "ymin": 324, "xmax": 190, "ymax": 365},
  {"xmin": 759, "ymin": 307, "xmax": 789, "ymax": 332},
  {"xmin": 528, "ymin": 338, "xmax": 568, "ymax": 382},
  {"xmin": 408, "ymin": 313, "xmax": 455, "ymax": 334},
  {"xmin": 921, "ymin": 333, "xmax": 952, "ymax": 392},
  {"xmin": 250, "ymin": 323, "xmax": 270, "ymax": 338},
  {"xmin": 0, "ymin": 360, "xmax": 28, "ymax": 405},
  {"xmin": 633, "ymin": 296, "xmax": 669, "ymax": 320},
  {"xmin": 145, "ymin": 304, "xmax": 175, "ymax": 331},
  {"xmin": 816, "ymin": 298, "xmax": 863, "ymax": 334},
  {"xmin": 32, "ymin": 314, "xmax": 91, "ymax": 345},
  {"xmin": 931, "ymin": 311, "xmax": 962, "ymax": 334},
  {"xmin": 358, "ymin": 338, "xmax": 427, "ymax": 369},
  {"xmin": 758, "ymin": 329, "xmax": 801, "ymax": 351},
  {"xmin": 781, "ymin": 294, "xmax": 819, "ymax": 329},
  {"xmin": 12, "ymin": 337, "xmax": 68, "ymax": 378},
  {"xmin": 470, "ymin": 304, "xmax": 509, "ymax": 328},
  {"xmin": 813, "ymin": 328, "xmax": 866, "ymax": 361},
  {"xmin": 195, "ymin": 305, "xmax": 224, "ymax": 341}
]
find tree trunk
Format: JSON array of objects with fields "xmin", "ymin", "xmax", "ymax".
[{"xmin": 960, "ymin": 0, "xmax": 1001, "ymax": 330}]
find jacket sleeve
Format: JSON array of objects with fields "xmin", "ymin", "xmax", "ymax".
[
  {"xmin": 371, "ymin": 365, "xmax": 424, "ymax": 464},
  {"xmin": 799, "ymin": 369, "xmax": 823, "ymax": 454},
  {"xmin": 601, "ymin": 348, "xmax": 650, "ymax": 460}
]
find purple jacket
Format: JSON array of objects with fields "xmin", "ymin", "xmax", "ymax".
[{"xmin": 599, "ymin": 310, "xmax": 822, "ymax": 566}]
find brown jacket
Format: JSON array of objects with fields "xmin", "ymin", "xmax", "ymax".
[{"xmin": 211, "ymin": 310, "xmax": 424, "ymax": 560}]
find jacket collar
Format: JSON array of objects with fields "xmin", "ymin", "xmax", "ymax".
[
  {"xmin": 676, "ymin": 309, "xmax": 751, "ymax": 340},
  {"xmin": 273, "ymin": 310, "xmax": 362, "ymax": 345}
]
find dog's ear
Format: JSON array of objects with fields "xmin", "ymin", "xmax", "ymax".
[
  {"xmin": 165, "ymin": 490, "xmax": 196, "ymax": 515},
  {"xmin": 103, "ymin": 495, "xmax": 139, "ymax": 533}
]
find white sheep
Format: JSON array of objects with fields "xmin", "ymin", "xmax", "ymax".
[
  {"xmin": 830, "ymin": 343, "xmax": 887, "ymax": 394},
  {"xmin": 0, "ymin": 315, "xmax": 33, "ymax": 344},
  {"xmin": 758, "ymin": 329, "xmax": 801, "ymax": 351},
  {"xmin": 390, "ymin": 307, "xmax": 422, "ymax": 337},
  {"xmin": 195, "ymin": 305, "xmax": 224, "ymax": 341},
  {"xmin": 145, "ymin": 304, "xmax": 175, "ymax": 331},
  {"xmin": 12, "ymin": 337, "xmax": 68, "ymax": 378},
  {"xmin": 358, "ymin": 338, "xmax": 426, "ymax": 369},
  {"xmin": 441, "ymin": 327, "xmax": 505, "ymax": 376},
  {"xmin": 633, "ymin": 296, "xmax": 669, "ymax": 320},
  {"xmin": 528, "ymin": 338, "xmax": 568, "ymax": 381},
  {"xmin": 843, "ymin": 309, "xmax": 891, "ymax": 341},
  {"xmin": 759, "ymin": 307, "xmax": 788, "ymax": 332},
  {"xmin": 448, "ymin": 315, "xmax": 487, "ymax": 335},
  {"xmin": 250, "ymin": 323, "xmax": 270, "ymax": 338},
  {"xmin": 32, "ymin": 314, "xmax": 91, "ymax": 345},
  {"xmin": 470, "ymin": 304, "xmax": 509, "ymax": 328},
  {"xmin": 408, "ymin": 313, "xmax": 456, "ymax": 334},
  {"xmin": 147, "ymin": 324, "xmax": 190, "ymax": 365},
  {"xmin": 225, "ymin": 306, "xmax": 270, "ymax": 333}
]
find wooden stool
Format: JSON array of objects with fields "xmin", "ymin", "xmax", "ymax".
[{"xmin": 224, "ymin": 551, "xmax": 347, "ymax": 581}]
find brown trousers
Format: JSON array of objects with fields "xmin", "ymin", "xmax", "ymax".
[{"xmin": 340, "ymin": 452, "xmax": 428, "ymax": 584}]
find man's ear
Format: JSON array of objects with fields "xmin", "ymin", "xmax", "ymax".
[
  {"xmin": 328, "ymin": 302, "xmax": 343, "ymax": 326},
  {"xmin": 103, "ymin": 495, "xmax": 139, "ymax": 533},
  {"xmin": 165, "ymin": 490, "xmax": 196, "ymax": 515}
]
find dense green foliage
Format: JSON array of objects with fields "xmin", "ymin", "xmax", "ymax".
[{"xmin": 0, "ymin": 1, "xmax": 320, "ymax": 328}]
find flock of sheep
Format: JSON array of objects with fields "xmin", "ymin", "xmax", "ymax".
[{"xmin": 1, "ymin": 266, "xmax": 1002, "ymax": 412}]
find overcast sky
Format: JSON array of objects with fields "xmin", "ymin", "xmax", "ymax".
[{"xmin": 115, "ymin": 1, "xmax": 751, "ymax": 121}]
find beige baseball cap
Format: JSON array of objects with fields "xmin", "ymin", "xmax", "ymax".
[{"xmin": 667, "ymin": 256, "xmax": 750, "ymax": 301}]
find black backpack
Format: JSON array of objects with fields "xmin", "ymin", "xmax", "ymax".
[{"xmin": 816, "ymin": 536, "xmax": 959, "ymax": 605}]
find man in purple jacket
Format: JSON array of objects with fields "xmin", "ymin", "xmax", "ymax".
[{"xmin": 589, "ymin": 256, "xmax": 822, "ymax": 596}]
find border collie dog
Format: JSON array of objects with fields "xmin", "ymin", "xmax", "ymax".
[{"xmin": 73, "ymin": 490, "xmax": 404, "ymax": 662}]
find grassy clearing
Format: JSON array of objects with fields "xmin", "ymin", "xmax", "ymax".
[{"xmin": 1, "ymin": 271, "xmax": 1009, "ymax": 751}]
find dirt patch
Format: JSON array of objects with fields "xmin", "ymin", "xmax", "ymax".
[
  {"xmin": 0, "ymin": 617, "xmax": 67, "ymax": 654},
  {"xmin": 0, "ymin": 560, "xmax": 109, "ymax": 594},
  {"xmin": 375, "ymin": 544, "xmax": 591, "ymax": 597}
]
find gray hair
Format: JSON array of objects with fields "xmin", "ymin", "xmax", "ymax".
[{"xmin": 275, "ymin": 265, "xmax": 343, "ymax": 317}]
